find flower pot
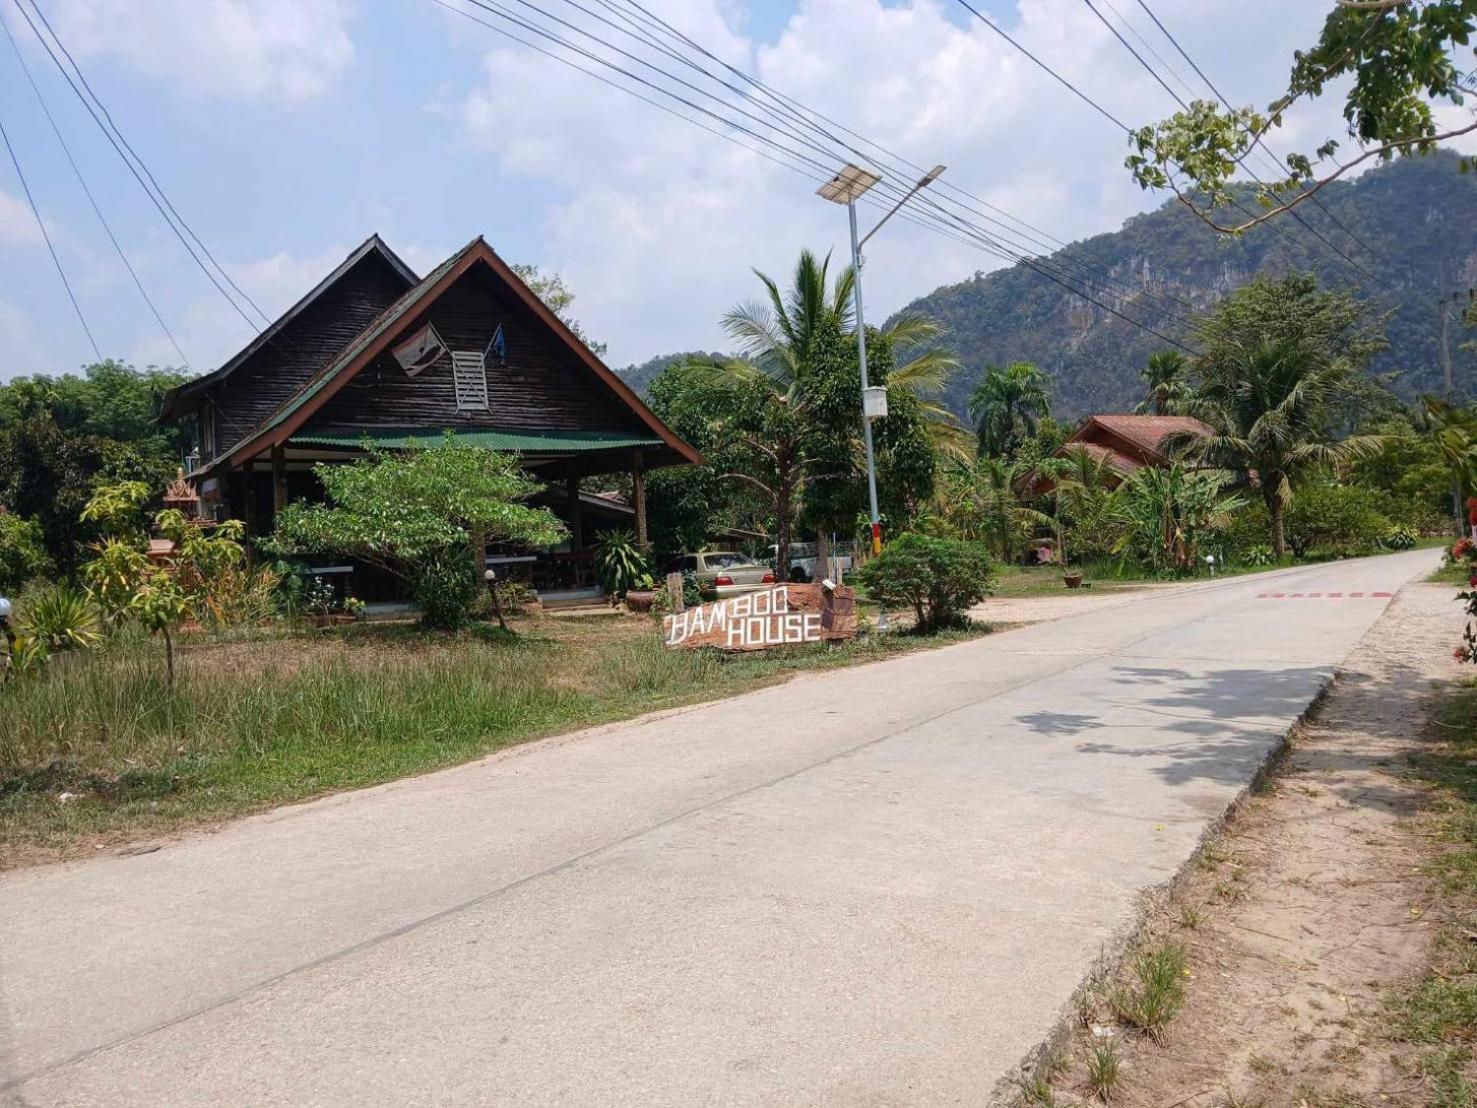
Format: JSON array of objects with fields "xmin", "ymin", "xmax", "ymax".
[
  {"xmin": 1063, "ymin": 571, "xmax": 1084, "ymax": 589},
  {"xmin": 624, "ymin": 589, "xmax": 656, "ymax": 613}
]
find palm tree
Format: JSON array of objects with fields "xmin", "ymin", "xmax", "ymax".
[
  {"xmin": 1169, "ymin": 338, "xmax": 1381, "ymax": 558},
  {"xmin": 939, "ymin": 455, "xmax": 1054, "ymax": 563},
  {"xmin": 968, "ymin": 362, "xmax": 1051, "ymax": 458},
  {"xmin": 720, "ymin": 249, "xmax": 961, "ymax": 572},
  {"xmin": 1135, "ymin": 350, "xmax": 1191, "ymax": 416},
  {"xmin": 1112, "ymin": 464, "xmax": 1243, "ymax": 570},
  {"xmin": 1422, "ymin": 397, "xmax": 1477, "ymax": 534},
  {"xmin": 1039, "ymin": 445, "xmax": 1121, "ymax": 566}
]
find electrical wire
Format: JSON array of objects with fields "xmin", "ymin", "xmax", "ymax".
[
  {"xmin": 0, "ymin": 109, "xmax": 101, "ymax": 358},
  {"xmin": 0, "ymin": 4, "xmax": 189, "ymax": 367}
]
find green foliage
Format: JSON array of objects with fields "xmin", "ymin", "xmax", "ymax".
[
  {"xmin": 15, "ymin": 583, "xmax": 101, "ymax": 654},
  {"xmin": 410, "ymin": 549, "xmax": 479, "ymax": 632},
  {"xmin": 1240, "ymin": 544, "xmax": 1277, "ymax": 567},
  {"xmin": 1384, "ymin": 523, "xmax": 1419, "ymax": 551},
  {"xmin": 968, "ymin": 360, "xmax": 1051, "ymax": 458},
  {"xmin": 856, "ymin": 532, "xmax": 994, "ymax": 633},
  {"xmin": 1283, "ymin": 482, "xmax": 1391, "ymax": 557},
  {"xmin": 1040, "ymin": 445, "xmax": 1124, "ymax": 564},
  {"xmin": 593, "ymin": 529, "xmax": 650, "ymax": 598},
  {"xmin": 0, "ymin": 512, "xmax": 49, "ymax": 594},
  {"xmin": 1179, "ymin": 276, "xmax": 1387, "ymax": 555},
  {"xmin": 1113, "ymin": 465, "xmax": 1244, "ymax": 571},
  {"xmin": 1125, "ymin": 1, "xmax": 1477, "ymax": 228},
  {"xmin": 1349, "ymin": 413, "xmax": 1454, "ymax": 532},
  {"xmin": 1136, "ymin": 350, "xmax": 1192, "ymax": 416},
  {"xmin": 929, "ymin": 456, "xmax": 1054, "ymax": 563},
  {"xmin": 79, "ymin": 480, "xmax": 152, "ymax": 537},
  {"xmin": 1110, "ymin": 942, "xmax": 1188, "ymax": 1036},
  {"xmin": 271, "ymin": 438, "xmax": 566, "ymax": 583}
]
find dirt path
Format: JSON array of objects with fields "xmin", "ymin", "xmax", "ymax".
[{"xmin": 1036, "ymin": 581, "xmax": 1465, "ymax": 1108}]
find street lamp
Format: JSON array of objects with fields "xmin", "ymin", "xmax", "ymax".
[{"xmin": 818, "ymin": 162, "xmax": 946, "ymax": 563}]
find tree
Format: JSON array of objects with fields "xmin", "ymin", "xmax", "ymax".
[
  {"xmin": 511, "ymin": 263, "xmax": 607, "ymax": 357},
  {"xmin": 1136, "ymin": 351, "xmax": 1192, "ymax": 416},
  {"xmin": 1126, "ymin": 0, "xmax": 1477, "ymax": 234},
  {"xmin": 1112, "ymin": 465, "xmax": 1244, "ymax": 571},
  {"xmin": 1174, "ymin": 278, "xmax": 1386, "ymax": 556},
  {"xmin": 1040, "ymin": 445, "xmax": 1124, "ymax": 565},
  {"xmin": 1421, "ymin": 397, "xmax": 1477, "ymax": 531},
  {"xmin": 717, "ymin": 248, "xmax": 956, "ymax": 573},
  {"xmin": 935, "ymin": 455, "xmax": 1055, "ymax": 563},
  {"xmin": 271, "ymin": 439, "xmax": 565, "ymax": 629},
  {"xmin": 968, "ymin": 362, "xmax": 1051, "ymax": 458}
]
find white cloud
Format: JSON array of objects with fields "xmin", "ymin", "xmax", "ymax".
[
  {"xmin": 39, "ymin": 0, "xmax": 356, "ymax": 102},
  {"xmin": 0, "ymin": 188, "xmax": 44, "ymax": 248},
  {"xmin": 447, "ymin": 0, "xmax": 1363, "ymax": 366}
]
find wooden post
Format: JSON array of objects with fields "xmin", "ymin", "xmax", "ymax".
[
  {"xmin": 665, "ymin": 571, "xmax": 685, "ymax": 614},
  {"xmin": 566, "ymin": 472, "xmax": 584, "ymax": 551},
  {"xmin": 632, "ymin": 451, "xmax": 648, "ymax": 551},
  {"xmin": 271, "ymin": 444, "xmax": 288, "ymax": 516},
  {"xmin": 243, "ymin": 464, "xmax": 259, "ymax": 537}
]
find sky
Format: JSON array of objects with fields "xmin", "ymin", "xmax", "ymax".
[{"xmin": 0, "ymin": 0, "xmax": 1469, "ymax": 383}]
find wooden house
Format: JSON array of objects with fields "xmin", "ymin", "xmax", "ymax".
[
  {"xmin": 162, "ymin": 234, "xmax": 700, "ymax": 602},
  {"xmin": 1053, "ymin": 414, "xmax": 1212, "ymax": 486}
]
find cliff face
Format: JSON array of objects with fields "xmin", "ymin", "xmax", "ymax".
[{"xmin": 893, "ymin": 152, "xmax": 1477, "ymax": 420}]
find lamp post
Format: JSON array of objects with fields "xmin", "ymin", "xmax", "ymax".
[{"xmin": 817, "ymin": 163, "xmax": 946, "ymax": 562}]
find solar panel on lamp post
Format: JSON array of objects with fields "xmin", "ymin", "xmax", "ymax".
[{"xmin": 818, "ymin": 162, "xmax": 945, "ymax": 628}]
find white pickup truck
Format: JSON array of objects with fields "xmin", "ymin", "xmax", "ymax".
[{"xmin": 771, "ymin": 541, "xmax": 855, "ymax": 584}]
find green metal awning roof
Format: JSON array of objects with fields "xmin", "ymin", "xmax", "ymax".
[{"xmin": 290, "ymin": 427, "xmax": 666, "ymax": 453}]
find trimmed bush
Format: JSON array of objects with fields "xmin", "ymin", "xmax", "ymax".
[
  {"xmin": 857, "ymin": 533, "xmax": 994, "ymax": 633},
  {"xmin": 411, "ymin": 549, "xmax": 478, "ymax": 631}
]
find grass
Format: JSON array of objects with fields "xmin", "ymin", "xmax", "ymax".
[
  {"xmin": 1109, "ymin": 942, "xmax": 1189, "ymax": 1038},
  {"xmin": 1085, "ymin": 1039, "xmax": 1122, "ymax": 1102},
  {"xmin": 0, "ymin": 614, "xmax": 992, "ymax": 865},
  {"xmin": 1385, "ymin": 679, "xmax": 1477, "ymax": 1106}
]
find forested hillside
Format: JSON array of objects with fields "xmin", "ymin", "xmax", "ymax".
[{"xmin": 894, "ymin": 152, "xmax": 1477, "ymax": 420}]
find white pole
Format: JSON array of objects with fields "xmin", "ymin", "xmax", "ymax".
[{"xmin": 848, "ymin": 198, "xmax": 887, "ymax": 631}]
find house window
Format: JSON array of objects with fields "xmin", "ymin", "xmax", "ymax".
[{"xmin": 451, "ymin": 350, "xmax": 489, "ymax": 412}]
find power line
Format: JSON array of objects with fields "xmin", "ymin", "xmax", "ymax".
[
  {"xmin": 0, "ymin": 4, "xmax": 189, "ymax": 367},
  {"xmin": 0, "ymin": 109, "xmax": 101, "ymax": 359},
  {"xmin": 605, "ymin": 0, "xmax": 1205, "ymax": 319},
  {"xmin": 1075, "ymin": 0, "xmax": 1380, "ymax": 281},
  {"xmin": 1123, "ymin": 0, "xmax": 1389, "ymax": 269},
  {"xmin": 435, "ymin": 0, "xmax": 1200, "ymax": 347},
  {"xmin": 10, "ymin": 0, "xmax": 269, "ymax": 332}
]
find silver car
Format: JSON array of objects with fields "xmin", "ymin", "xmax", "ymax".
[{"xmin": 664, "ymin": 551, "xmax": 777, "ymax": 600}]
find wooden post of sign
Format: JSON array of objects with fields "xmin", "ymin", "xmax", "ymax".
[
  {"xmin": 665, "ymin": 571, "xmax": 685, "ymax": 613},
  {"xmin": 270, "ymin": 444, "xmax": 288, "ymax": 517},
  {"xmin": 632, "ymin": 451, "xmax": 649, "ymax": 550}
]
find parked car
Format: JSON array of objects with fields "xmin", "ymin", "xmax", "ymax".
[
  {"xmin": 769, "ymin": 541, "xmax": 854, "ymax": 583},
  {"xmin": 662, "ymin": 551, "xmax": 776, "ymax": 599}
]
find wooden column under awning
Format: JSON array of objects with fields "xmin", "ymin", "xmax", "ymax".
[
  {"xmin": 271, "ymin": 444, "xmax": 288, "ymax": 514},
  {"xmin": 632, "ymin": 451, "xmax": 648, "ymax": 550},
  {"xmin": 566, "ymin": 472, "xmax": 584, "ymax": 551}
]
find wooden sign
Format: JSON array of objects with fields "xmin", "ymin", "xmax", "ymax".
[{"xmin": 662, "ymin": 583, "xmax": 857, "ymax": 652}]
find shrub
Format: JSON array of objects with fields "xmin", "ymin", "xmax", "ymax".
[
  {"xmin": 1283, "ymin": 483, "xmax": 1390, "ymax": 558},
  {"xmin": 856, "ymin": 532, "xmax": 994, "ymax": 633},
  {"xmin": 411, "ymin": 549, "xmax": 478, "ymax": 631},
  {"xmin": 1239, "ymin": 544, "xmax": 1277, "ymax": 567},
  {"xmin": 0, "ymin": 512, "xmax": 50, "ymax": 594},
  {"xmin": 1383, "ymin": 524, "xmax": 1418, "ymax": 551},
  {"xmin": 593, "ymin": 530, "xmax": 649, "ymax": 598},
  {"xmin": 16, "ymin": 583, "xmax": 101, "ymax": 654}
]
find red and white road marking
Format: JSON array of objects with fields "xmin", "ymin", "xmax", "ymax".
[{"xmin": 1255, "ymin": 591, "xmax": 1392, "ymax": 599}]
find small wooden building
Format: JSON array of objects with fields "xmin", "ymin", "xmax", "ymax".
[{"xmin": 162, "ymin": 234, "xmax": 700, "ymax": 602}]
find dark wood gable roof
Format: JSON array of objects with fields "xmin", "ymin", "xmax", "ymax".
[
  {"xmin": 161, "ymin": 235, "xmax": 418, "ymax": 428},
  {"xmin": 219, "ymin": 237, "xmax": 702, "ymax": 469}
]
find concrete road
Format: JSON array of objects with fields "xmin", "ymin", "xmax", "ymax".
[{"xmin": 0, "ymin": 549, "xmax": 1444, "ymax": 1106}]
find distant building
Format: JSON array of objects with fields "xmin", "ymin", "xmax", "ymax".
[{"xmin": 1055, "ymin": 414, "xmax": 1212, "ymax": 486}]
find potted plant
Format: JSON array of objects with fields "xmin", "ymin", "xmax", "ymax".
[{"xmin": 624, "ymin": 573, "xmax": 658, "ymax": 613}]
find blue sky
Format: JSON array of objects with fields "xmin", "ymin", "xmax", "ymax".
[{"xmin": 0, "ymin": 0, "xmax": 1453, "ymax": 382}]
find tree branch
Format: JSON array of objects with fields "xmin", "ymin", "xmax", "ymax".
[
  {"xmin": 719, "ymin": 471, "xmax": 776, "ymax": 500},
  {"xmin": 1334, "ymin": 0, "xmax": 1410, "ymax": 9},
  {"xmin": 1181, "ymin": 120, "xmax": 1477, "ymax": 234}
]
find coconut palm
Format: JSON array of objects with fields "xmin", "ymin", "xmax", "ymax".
[
  {"xmin": 1135, "ymin": 350, "xmax": 1192, "ymax": 416},
  {"xmin": 968, "ymin": 361, "xmax": 1051, "ymax": 458},
  {"xmin": 1168, "ymin": 337, "xmax": 1381, "ymax": 558},
  {"xmin": 718, "ymin": 249, "xmax": 962, "ymax": 571}
]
